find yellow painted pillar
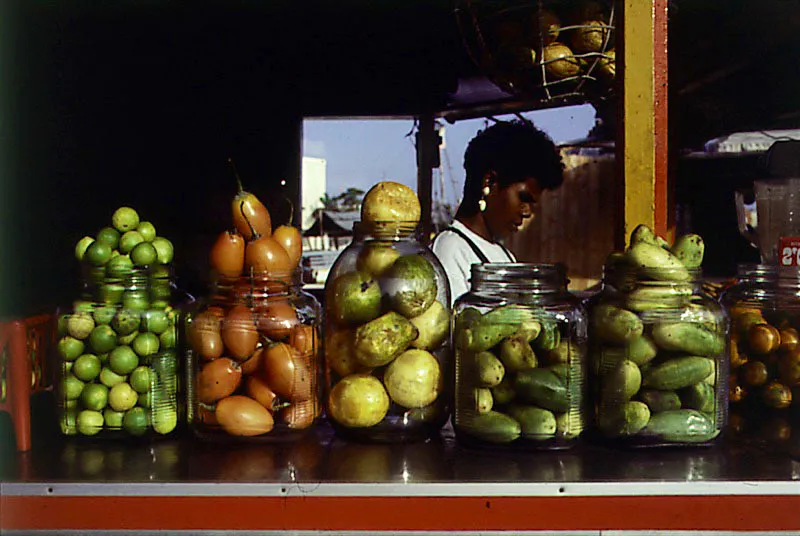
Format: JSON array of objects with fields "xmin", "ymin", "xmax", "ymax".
[{"xmin": 617, "ymin": 0, "xmax": 670, "ymax": 248}]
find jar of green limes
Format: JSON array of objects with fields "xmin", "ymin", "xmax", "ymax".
[{"xmin": 56, "ymin": 206, "xmax": 185, "ymax": 438}]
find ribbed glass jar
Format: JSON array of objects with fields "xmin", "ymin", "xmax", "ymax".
[
  {"xmin": 453, "ymin": 263, "xmax": 587, "ymax": 449},
  {"xmin": 323, "ymin": 221, "xmax": 451, "ymax": 443},
  {"xmin": 589, "ymin": 263, "xmax": 728, "ymax": 447},
  {"xmin": 186, "ymin": 269, "xmax": 321, "ymax": 441},
  {"xmin": 56, "ymin": 265, "xmax": 182, "ymax": 438},
  {"xmin": 721, "ymin": 265, "xmax": 800, "ymax": 425}
]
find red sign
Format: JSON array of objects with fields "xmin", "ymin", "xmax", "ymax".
[{"xmin": 779, "ymin": 236, "xmax": 800, "ymax": 266}]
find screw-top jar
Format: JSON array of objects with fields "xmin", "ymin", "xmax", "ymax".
[
  {"xmin": 186, "ymin": 269, "xmax": 321, "ymax": 440},
  {"xmin": 323, "ymin": 221, "xmax": 451, "ymax": 443},
  {"xmin": 589, "ymin": 261, "xmax": 728, "ymax": 447},
  {"xmin": 56, "ymin": 265, "xmax": 182, "ymax": 438},
  {"xmin": 721, "ymin": 265, "xmax": 800, "ymax": 423},
  {"xmin": 453, "ymin": 263, "xmax": 587, "ymax": 449}
]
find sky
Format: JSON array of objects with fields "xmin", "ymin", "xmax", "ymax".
[{"xmin": 302, "ymin": 104, "xmax": 596, "ymax": 208}]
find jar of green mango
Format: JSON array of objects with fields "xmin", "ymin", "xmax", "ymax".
[
  {"xmin": 589, "ymin": 230, "xmax": 729, "ymax": 447},
  {"xmin": 323, "ymin": 221, "xmax": 451, "ymax": 443},
  {"xmin": 453, "ymin": 263, "xmax": 587, "ymax": 449}
]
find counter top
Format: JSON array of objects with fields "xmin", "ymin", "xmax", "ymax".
[{"xmin": 2, "ymin": 424, "xmax": 799, "ymax": 534}]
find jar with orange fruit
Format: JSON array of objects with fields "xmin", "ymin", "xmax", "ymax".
[
  {"xmin": 185, "ymin": 171, "xmax": 321, "ymax": 440},
  {"xmin": 721, "ymin": 264, "xmax": 800, "ymax": 441}
]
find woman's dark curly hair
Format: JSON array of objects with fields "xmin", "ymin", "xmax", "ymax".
[{"xmin": 461, "ymin": 119, "xmax": 564, "ymax": 214}]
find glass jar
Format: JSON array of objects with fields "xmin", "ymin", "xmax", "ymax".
[
  {"xmin": 721, "ymin": 265, "xmax": 800, "ymax": 426},
  {"xmin": 453, "ymin": 263, "xmax": 587, "ymax": 449},
  {"xmin": 589, "ymin": 263, "xmax": 728, "ymax": 447},
  {"xmin": 186, "ymin": 269, "xmax": 321, "ymax": 440},
  {"xmin": 323, "ymin": 221, "xmax": 451, "ymax": 443},
  {"xmin": 56, "ymin": 265, "xmax": 182, "ymax": 438}
]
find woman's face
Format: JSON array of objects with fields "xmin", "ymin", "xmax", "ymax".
[{"xmin": 485, "ymin": 176, "xmax": 543, "ymax": 239}]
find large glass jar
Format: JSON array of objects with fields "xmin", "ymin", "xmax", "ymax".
[
  {"xmin": 453, "ymin": 263, "xmax": 587, "ymax": 449},
  {"xmin": 56, "ymin": 265, "xmax": 182, "ymax": 438},
  {"xmin": 323, "ymin": 221, "xmax": 451, "ymax": 442},
  {"xmin": 589, "ymin": 263, "xmax": 728, "ymax": 447},
  {"xmin": 186, "ymin": 269, "xmax": 321, "ymax": 440},
  {"xmin": 721, "ymin": 265, "xmax": 800, "ymax": 429}
]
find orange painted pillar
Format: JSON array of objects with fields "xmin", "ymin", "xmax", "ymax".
[{"xmin": 617, "ymin": 0, "xmax": 670, "ymax": 248}]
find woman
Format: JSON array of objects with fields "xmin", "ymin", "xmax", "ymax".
[{"xmin": 432, "ymin": 120, "xmax": 564, "ymax": 304}]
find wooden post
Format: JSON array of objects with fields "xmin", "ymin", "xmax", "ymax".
[
  {"xmin": 417, "ymin": 114, "xmax": 437, "ymax": 244},
  {"xmin": 616, "ymin": 0, "xmax": 670, "ymax": 248}
]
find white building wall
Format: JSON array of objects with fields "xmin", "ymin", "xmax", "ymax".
[{"xmin": 301, "ymin": 156, "xmax": 326, "ymax": 231}]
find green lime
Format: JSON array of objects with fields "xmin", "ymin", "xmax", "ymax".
[
  {"xmin": 109, "ymin": 382, "xmax": 138, "ymax": 412},
  {"xmin": 152, "ymin": 407, "xmax": 177, "ymax": 435},
  {"xmin": 77, "ymin": 410, "xmax": 104, "ymax": 436},
  {"xmin": 58, "ymin": 314, "xmax": 69, "ymax": 336},
  {"xmin": 132, "ymin": 332, "xmax": 160, "ymax": 358},
  {"xmin": 103, "ymin": 408, "xmax": 125, "ymax": 428},
  {"xmin": 118, "ymin": 331, "xmax": 138, "ymax": 346},
  {"xmin": 112, "ymin": 207, "xmax": 140, "ymax": 233},
  {"xmin": 119, "ymin": 231, "xmax": 145, "ymax": 254},
  {"xmin": 73, "ymin": 353, "xmax": 102, "ymax": 382},
  {"xmin": 64, "ymin": 398, "xmax": 78, "ymax": 409},
  {"xmin": 88, "ymin": 324, "xmax": 118, "ymax": 354},
  {"xmin": 81, "ymin": 383, "xmax": 109, "ymax": 411},
  {"xmin": 159, "ymin": 326, "xmax": 177, "ymax": 349},
  {"xmin": 129, "ymin": 366, "xmax": 152, "ymax": 393},
  {"xmin": 75, "ymin": 236, "xmax": 95, "ymax": 262},
  {"xmin": 99, "ymin": 366, "xmax": 126, "ymax": 388},
  {"xmin": 151, "ymin": 237, "xmax": 174, "ymax": 264},
  {"xmin": 138, "ymin": 390, "xmax": 152, "ymax": 408},
  {"xmin": 123, "ymin": 407, "xmax": 149, "ymax": 436},
  {"xmin": 63, "ymin": 374, "xmax": 85, "ymax": 401},
  {"xmin": 58, "ymin": 336, "xmax": 85, "ymax": 361},
  {"xmin": 67, "ymin": 312, "xmax": 95, "ymax": 340},
  {"xmin": 63, "ymin": 361, "xmax": 73, "ymax": 374},
  {"xmin": 84, "ymin": 241, "xmax": 113, "ymax": 266},
  {"xmin": 109, "ymin": 345, "xmax": 139, "ymax": 375},
  {"xmin": 110, "ymin": 249, "xmax": 121, "ymax": 258},
  {"xmin": 106, "ymin": 254, "xmax": 134, "ymax": 278},
  {"xmin": 74, "ymin": 300, "xmax": 94, "ymax": 314},
  {"xmin": 112, "ymin": 308, "xmax": 141, "ymax": 336},
  {"xmin": 61, "ymin": 408, "xmax": 78, "ymax": 435},
  {"xmin": 92, "ymin": 305, "xmax": 117, "ymax": 326},
  {"xmin": 99, "ymin": 283, "xmax": 124, "ymax": 305},
  {"xmin": 131, "ymin": 242, "xmax": 158, "ymax": 267},
  {"xmin": 137, "ymin": 221, "xmax": 157, "ymax": 242},
  {"xmin": 97, "ymin": 352, "xmax": 109, "ymax": 364},
  {"xmin": 123, "ymin": 291, "xmax": 149, "ymax": 311},
  {"xmin": 142, "ymin": 309, "xmax": 169, "ymax": 334},
  {"xmin": 96, "ymin": 226, "xmax": 121, "ymax": 249}
]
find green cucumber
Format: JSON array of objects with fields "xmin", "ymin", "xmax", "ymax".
[
  {"xmin": 532, "ymin": 320, "xmax": 560, "ymax": 352},
  {"xmin": 513, "ymin": 368, "xmax": 569, "ymax": 412},
  {"xmin": 670, "ymin": 234, "xmax": 705, "ymax": 269},
  {"xmin": 628, "ymin": 242, "xmax": 690, "ymax": 282},
  {"xmin": 638, "ymin": 388, "xmax": 681, "ymax": 413},
  {"xmin": 642, "ymin": 410, "xmax": 718, "ymax": 443},
  {"xmin": 642, "ymin": 356, "xmax": 715, "ymax": 391},
  {"xmin": 461, "ymin": 411, "xmax": 521, "ymax": 444},
  {"xmin": 593, "ymin": 304, "xmax": 643, "ymax": 345},
  {"xmin": 476, "ymin": 351, "xmax": 505, "ymax": 388},
  {"xmin": 601, "ymin": 359, "xmax": 642, "ymax": 406},
  {"xmin": 498, "ymin": 335, "xmax": 538, "ymax": 372},
  {"xmin": 597, "ymin": 400, "xmax": 651, "ymax": 437},
  {"xmin": 678, "ymin": 382, "xmax": 716, "ymax": 413},
  {"xmin": 651, "ymin": 322, "xmax": 725, "ymax": 357},
  {"xmin": 507, "ymin": 405, "xmax": 557, "ymax": 438}
]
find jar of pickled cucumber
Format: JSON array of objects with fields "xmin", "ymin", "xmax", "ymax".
[
  {"xmin": 453, "ymin": 263, "xmax": 587, "ymax": 449},
  {"xmin": 323, "ymin": 221, "xmax": 451, "ymax": 443},
  {"xmin": 589, "ymin": 258, "xmax": 728, "ymax": 447},
  {"xmin": 56, "ymin": 265, "xmax": 183, "ymax": 438},
  {"xmin": 721, "ymin": 265, "xmax": 800, "ymax": 426},
  {"xmin": 185, "ymin": 269, "xmax": 321, "ymax": 440}
]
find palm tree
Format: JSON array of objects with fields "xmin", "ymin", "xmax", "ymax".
[
  {"xmin": 335, "ymin": 187, "xmax": 365, "ymax": 211},
  {"xmin": 319, "ymin": 193, "xmax": 338, "ymax": 211}
]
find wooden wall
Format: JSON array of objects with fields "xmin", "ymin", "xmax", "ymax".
[{"xmin": 508, "ymin": 150, "xmax": 617, "ymax": 291}]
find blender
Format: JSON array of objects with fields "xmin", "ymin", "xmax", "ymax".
[{"xmin": 735, "ymin": 140, "xmax": 800, "ymax": 265}]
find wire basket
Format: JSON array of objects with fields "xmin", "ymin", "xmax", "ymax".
[{"xmin": 456, "ymin": 0, "xmax": 616, "ymax": 107}]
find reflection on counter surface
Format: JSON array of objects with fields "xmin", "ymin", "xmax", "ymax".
[{"xmin": 2, "ymin": 422, "xmax": 798, "ymax": 485}]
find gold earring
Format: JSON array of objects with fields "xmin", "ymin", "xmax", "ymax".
[{"xmin": 479, "ymin": 185, "xmax": 490, "ymax": 212}]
